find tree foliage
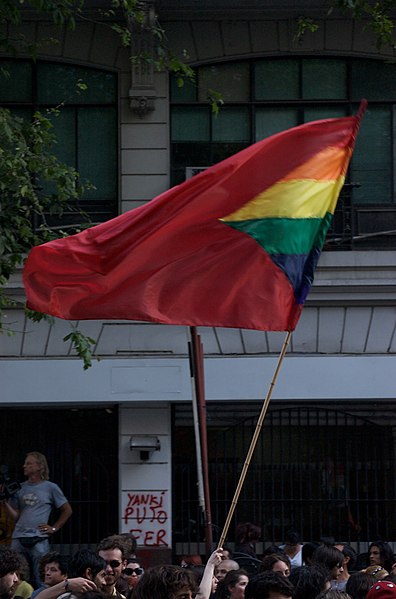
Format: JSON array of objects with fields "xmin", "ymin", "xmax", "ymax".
[
  {"xmin": 0, "ymin": 0, "xmax": 196, "ymax": 367},
  {"xmin": 296, "ymin": 0, "xmax": 396, "ymax": 48}
]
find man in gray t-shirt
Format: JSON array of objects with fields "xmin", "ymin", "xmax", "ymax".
[{"xmin": 1, "ymin": 452, "xmax": 72, "ymax": 588}]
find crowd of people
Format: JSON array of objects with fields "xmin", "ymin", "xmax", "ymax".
[
  {"xmin": 1, "ymin": 452, "xmax": 396, "ymax": 599},
  {"xmin": 1, "ymin": 533, "xmax": 396, "ymax": 599}
]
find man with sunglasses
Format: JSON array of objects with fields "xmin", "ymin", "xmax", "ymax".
[{"xmin": 97, "ymin": 536, "xmax": 128, "ymax": 599}]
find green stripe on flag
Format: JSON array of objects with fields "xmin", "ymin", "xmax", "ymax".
[{"xmin": 224, "ymin": 212, "xmax": 333, "ymax": 255}]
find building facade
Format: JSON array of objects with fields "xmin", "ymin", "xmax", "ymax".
[{"xmin": 1, "ymin": 0, "xmax": 396, "ymax": 562}]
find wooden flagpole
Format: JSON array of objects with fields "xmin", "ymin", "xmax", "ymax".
[{"xmin": 218, "ymin": 329, "xmax": 292, "ymax": 549}]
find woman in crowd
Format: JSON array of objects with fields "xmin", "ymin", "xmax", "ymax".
[
  {"xmin": 259, "ymin": 554, "xmax": 291, "ymax": 577},
  {"xmin": 216, "ymin": 569, "xmax": 249, "ymax": 599},
  {"xmin": 311, "ymin": 545, "xmax": 345, "ymax": 585},
  {"xmin": 368, "ymin": 542, "xmax": 395, "ymax": 574}
]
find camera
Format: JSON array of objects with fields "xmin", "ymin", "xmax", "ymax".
[{"xmin": 0, "ymin": 464, "xmax": 21, "ymax": 500}]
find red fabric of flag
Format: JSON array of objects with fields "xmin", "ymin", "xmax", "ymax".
[{"xmin": 23, "ymin": 111, "xmax": 364, "ymax": 332}]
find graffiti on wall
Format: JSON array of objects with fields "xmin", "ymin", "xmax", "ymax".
[{"xmin": 121, "ymin": 490, "xmax": 170, "ymax": 546}]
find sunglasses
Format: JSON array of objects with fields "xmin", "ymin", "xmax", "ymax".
[
  {"xmin": 124, "ymin": 567, "xmax": 143, "ymax": 576},
  {"xmin": 105, "ymin": 560, "xmax": 122, "ymax": 569}
]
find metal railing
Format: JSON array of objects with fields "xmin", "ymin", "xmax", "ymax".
[{"xmin": 173, "ymin": 405, "xmax": 396, "ymax": 555}]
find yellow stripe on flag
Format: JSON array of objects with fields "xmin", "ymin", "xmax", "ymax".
[{"xmin": 222, "ymin": 176, "xmax": 345, "ymax": 221}]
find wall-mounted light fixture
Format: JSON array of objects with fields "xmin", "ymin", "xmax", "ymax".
[{"xmin": 130, "ymin": 435, "xmax": 161, "ymax": 461}]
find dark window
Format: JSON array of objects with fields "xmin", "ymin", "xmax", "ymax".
[{"xmin": 0, "ymin": 60, "xmax": 118, "ymax": 226}]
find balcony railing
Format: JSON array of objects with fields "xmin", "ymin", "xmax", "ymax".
[{"xmin": 326, "ymin": 183, "xmax": 396, "ymax": 250}]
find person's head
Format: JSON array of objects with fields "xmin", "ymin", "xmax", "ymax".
[
  {"xmin": 0, "ymin": 547, "xmax": 20, "ymax": 599},
  {"xmin": 133, "ymin": 565, "xmax": 197, "ymax": 599},
  {"xmin": 245, "ymin": 571, "xmax": 294, "ymax": 599},
  {"xmin": 312, "ymin": 545, "xmax": 345, "ymax": 580},
  {"xmin": 367, "ymin": 581, "xmax": 396, "ymax": 599},
  {"xmin": 335, "ymin": 545, "xmax": 357, "ymax": 574},
  {"xmin": 217, "ymin": 569, "xmax": 249, "ymax": 599},
  {"xmin": 369, "ymin": 543, "xmax": 395, "ymax": 573},
  {"xmin": 24, "ymin": 451, "xmax": 49, "ymax": 480},
  {"xmin": 236, "ymin": 523, "xmax": 261, "ymax": 545},
  {"xmin": 97, "ymin": 536, "xmax": 128, "ymax": 592},
  {"xmin": 301, "ymin": 542, "xmax": 320, "ymax": 566},
  {"xmin": 180, "ymin": 555, "xmax": 202, "ymax": 568},
  {"xmin": 346, "ymin": 572, "xmax": 376, "ymax": 599},
  {"xmin": 260, "ymin": 555, "xmax": 291, "ymax": 577},
  {"xmin": 122, "ymin": 560, "xmax": 144, "ymax": 591},
  {"xmin": 215, "ymin": 560, "xmax": 240, "ymax": 582},
  {"xmin": 222, "ymin": 547, "xmax": 234, "ymax": 560},
  {"xmin": 289, "ymin": 564, "xmax": 331, "ymax": 599},
  {"xmin": 43, "ymin": 554, "xmax": 69, "ymax": 587},
  {"xmin": 284, "ymin": 530, "xmax": 301, "ymax": 548},
  {"xmin": 69, "ymin": 550, "xmax": 107, "ymax": 590}
]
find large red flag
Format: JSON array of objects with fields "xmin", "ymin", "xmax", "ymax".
[{"xmin": 23, "ymin": 105, "xmax": 365, "ymax": 331}]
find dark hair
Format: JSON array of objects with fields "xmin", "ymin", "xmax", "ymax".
[
  {"xmin": 338, "ymin": 544, "xmax": 357, "ymax": 572},
  {"xmin": 97, "ymin": 535, "xmax": 129, "ymax": 559},
  {"xmin": 368, "ymin": 541, "xmax": 395, "ymax": 573},
  {"xmin": 262, "ymin": 545, "xmax": 286, "ymax": 557},
  {"xmin": 312, "ymin": 545, "xmax": 344, "ymax": 571},
  {"xmin": 38, "ymin": 551, "xmax": 69, "ymax": 581},
  {"xmin": 133, "ymin": 565, "xmax": 197, "ymax": 599},
  {"xmin": 245, "ymin": 571, "xmax": 294, "ymax": 599},
  {"xmin": 216, "ymin": 569, "xmax": 249, "ymax": 599},
  {"xmin": 184, "ymin": 564, "xmax": 205, "ymax": 585},
  {"xmin": 0, "ymin": 546, "xmax": 20, "ymax": 578},
  {"xmin": 284, "ymin": 530, "xmax": 301, "ymax": 545},
  {"xmin": 16, "ymin": 554, "xmax": 30, "ymax": 582},
  {"xmin": 236, "ymin": 522, "xmax": 261, "ymax": 544},
  {"xmin": 302, "ymin": 542, "xmax": 320, "ymax": 565},
  {"xmin": 346, "ymin": 572, "xmax": 376, "ymax": 599},
  {"xmin": 289, "ymin": 564, "xmax": 330, "ymax": 599},
  {"xmin": 223, "ymin": 545, "xmax": 234, "ymax": 559},
  {"xmin": 117, "ymin": 533, "xmax": 137, "ymax": 560},
  {"xmin": 320, "ymin": 537, "xmax": 336, "ymax": 546},
  {"xmin": 260, "ymin": 554, "xmax": 291, "ymax": 573},
  {"xmin": 69, "ymin": 550, "xmax": 106, "ymax": 579}
]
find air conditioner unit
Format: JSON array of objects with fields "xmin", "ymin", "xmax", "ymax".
[{"xmin": 185, "ymin": 166, "xmax": 209, "ymax": 180}]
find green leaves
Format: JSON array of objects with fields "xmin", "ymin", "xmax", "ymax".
[
  {"xmin": 331, "ymin": 0, "xmax": 396, "ymax": 48},
  {"xmin": 0, "ymin": 106, "xmax": 86, "ymax": 329},
  {"xmin": 63, "ymin": 329, "xmax": 97, "ymax": 370},
  {"xmin": 294, "ymin": 16, "xmax": 319, "ymax": 43}
]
